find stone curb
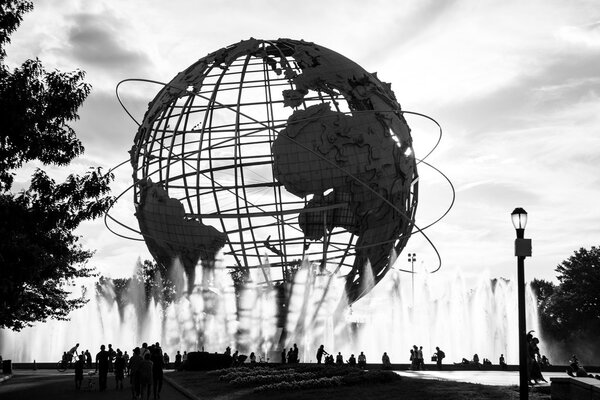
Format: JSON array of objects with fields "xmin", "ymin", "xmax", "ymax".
[
  {"xmin": 164, "ymin": 373, "xmax": 200, "ymax": 400},
  {"xmin": 0, "ymin": 374, "xmax": 13, "ymax": 383}
]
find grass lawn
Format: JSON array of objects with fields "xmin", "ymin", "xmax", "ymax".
[{"xmin": 167, "ymin": 367, "xmax": 551, "ymax": 400}]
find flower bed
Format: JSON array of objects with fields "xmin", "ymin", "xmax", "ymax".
[
  {"xmin": 255, "ymin": 376, "xmax": 343, "ymax": 392},
  {"xmin": 210, "ymin": 365, "xmax": 401, "ymax": 392},
  {"xmin": 217, "ymin": 367, "xmax": 302, "ymax": 382},
  {"xmin": 231, "ymin": 371, "xmax": 317, "ymax": 387}
]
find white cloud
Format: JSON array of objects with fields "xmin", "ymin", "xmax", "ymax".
[
  {"xmin": 557, "ymin": 21, "xmax": 600, "ymax": 48},
  {"xmin": 6, "ymin": 0, "xmax": 600, "ymax": 284}
]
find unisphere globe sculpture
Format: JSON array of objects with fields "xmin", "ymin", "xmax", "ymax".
[{"xmin": 130, "ymin": 38, "xmax": 418, "ymax": 304}]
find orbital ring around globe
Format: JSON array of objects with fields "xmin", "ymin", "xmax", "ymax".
[
  {"xmin": 107, "ymin": 85, "xmax": 454, "ymax": 281},
  {"xmin": 105, "ymin": 38, "xmax": 455, "ymax": 303},
  {"xmin": 107, "ymin": 83, "xmax": 453, "ymax": 260}
]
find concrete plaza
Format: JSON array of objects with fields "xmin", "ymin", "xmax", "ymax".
[
  {"xmin": 0, "ymin": 369, "xmax": 191, "ymax": 400},
  {"xmin": 0, "ymin": 366, "xmax": 577, "ymax": 399}
]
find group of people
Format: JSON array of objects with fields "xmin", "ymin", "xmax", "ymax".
[
  {"xmin": 408, "ymin": 345, "xmax": 447, "ymax": 370},
  {"xmin": 409, "ymin": 344, "xmax": 446, "ymax": 371},
  {"xmin": 283, "ymin": 343, "xmax": 300, "ymax": 364},
  {"xmin": 315, "ymin": 345, "xmax": 368, "ymax": 367},
  {"xmin": 65, "ymin": 341, "xmax": 184, "ymax": 399}
]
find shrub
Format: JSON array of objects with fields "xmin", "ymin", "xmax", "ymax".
[
  {"xmin": 254, "ymin": 376, "xmax": 343, "ymax": 392},
  {"xmin": 230, "ymin": 372, "xmax": 316, "ymax": 387}
]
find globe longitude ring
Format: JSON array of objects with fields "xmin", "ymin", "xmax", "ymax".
[{"xmin": 127, "ymin": 38, "xmax": 419, "ymax": 304}]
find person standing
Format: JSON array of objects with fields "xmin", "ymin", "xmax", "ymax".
[
  {"xmin": 152, "ymin": 345, "xmax": 164, "ymax": 399},
  {"xmin": 139, "ymin": 353, "xmax": 153, "ymax": 400},
  {"xmin": 129, "ymin": 347, "xmax": 143, "ymax": 399},
  {"xmin": 316, "ymin": 345, "xmax": 327, "ymax": 364},
  {"xmin": 435, "ymin": 347, "xmax": 445, "ymax": 370},
  {"xmin": 107, "ymin": 344, "xmax": 116, "ymax": 372},
  {"xmin": 417, "ymin": 346, "xmax": 424, "ymax": 370},
  {"xmin": 357, "ymin": 351, "xmax": 366, "ymax": 368},
  {"xmin": 114, "ymin": 350, "xmax": 125, "ymax": 390},
  {"xmin": 411, "ymin": 345, "xmax": 420, "ymax": 370},
  {"xmin": 174, "ymin": 351, "xmax": 182, "ymax": 369},
  {"xmin": 292, "ymin": 343, "xmax": 299, "ymax": 363},
  {"xmin": 141, "ymin": 343, "xmax": 150, "ymax": 359},
  {"xmin": 281, "ymin": 348, "xmax": 286, "ymax": 364},
  {"xmin": 85, "ymin": 349, "xmax": 92, "ymax": 368},
  {"xmin": 123, "ymin": 351, "xmax": 130, "ymax": 375},
  {"xmin": 74, "ymin": 354, "xmax": 84, "ymax": 389},
  {"xmin": 95, "ymin": 345, "xmax": 110, "ymax": 391}
]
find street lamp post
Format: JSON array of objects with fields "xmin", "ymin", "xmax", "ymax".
[
  {"xmin": 407, "ymin": 253, "xmax": 416, "ymax": 306},
  {"xmin": 511, "ymin": 207, "xmax": 532, "ymax": 400}
]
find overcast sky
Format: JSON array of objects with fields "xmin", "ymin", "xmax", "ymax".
[{"xmin": 5, "ymin": 0, "xmax": 600, "ymax": 284}]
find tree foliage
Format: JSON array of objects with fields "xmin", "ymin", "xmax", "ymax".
[
  {"xmin": 0, "ymin": 0, "xmax": 114, "ymax": 330},
  {"xmin": 95, "ymin": 259, "xmax": 176, "ymax": 314},
  {"xmin": 134, "ymin": 258, "xmax": 176, "ymax": 307},
  {"xmin": 0, "ymin": 0, "xmax": 32, "ymax": 60},
  {"xmin": 551, "ymin": 246, "xmax": 600, "ymax": 335},
  {"xmin": 0, "ymin": 58, "xmax": 89, "ymax": 190},
  {"xmin": 530, "ymin": 278, "xmax": 558, "ymax": 339},
  {"xmin": 533, "ymin": 246, "xmax": 600, "ymax": 363}
]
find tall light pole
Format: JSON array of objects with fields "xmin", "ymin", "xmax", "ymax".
[
  {"xmin": 408, "ymin": 253, "xmax": 416, "ymax": 306},
  {"xmin": 511, "ymin": 208, "xmax": 532, "ymax": 400}
]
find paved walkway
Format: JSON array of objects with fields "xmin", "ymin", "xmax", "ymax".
[
  {"xmin": 394, "ymin": 368, "xmax": 566, "ymax": 386},
  {"xmin": 1, "ymin": 367, "xmax": 578, "ymax": 399},
  {"xmin": 0, "ymin": 369, "xmax": 192, "ymax": 400}
]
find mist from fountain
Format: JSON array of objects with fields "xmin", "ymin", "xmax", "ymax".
[{"xmin": 0, "ymin": 255, "xmax": 541, "ymax": 365}]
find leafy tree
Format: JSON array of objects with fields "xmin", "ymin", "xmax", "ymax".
[
  {"xmin": 534, "ymin": 246, "xmax": 600, "ymax": 363},
  {"xmin": 95, "ymin": 259, "xmax": 176, "ymax": 315},
  {"xmin": 0, "ymin": 0, "xmax": 114, "ymax": 330},
  {"xmin": 0, "ymin": 0, "xmax": 31, "ymax": 60},
  {"xmin": 134, "ymin": 258, "xmax": 176, "ymax": 307},
  {"xmin": 551, "ymin": 246, "xmax": 600, "ymax": 335},
  {"xmin": 530, "ymin": 278, "xmax": 555, "ymax": 308},
  {"xmin": 530, "ymin": 278, "xmax": 559, "ymax": 338}
]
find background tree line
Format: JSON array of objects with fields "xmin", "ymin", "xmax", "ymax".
[
  {"xmin": 530, "ymin": 245, "xmax": 600, "ymax": 365},
  {"xmin": 95, "ymin": 259, "xmax": 176, "ymax": 318}
]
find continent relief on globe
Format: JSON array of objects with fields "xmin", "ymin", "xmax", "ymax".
[
  {"xmin": 272, "ymin": 102, "xmax": 413, "ymax": 300},
  {"xmin": 135, "ymin": 179, "xmax": 227, "ymax": 292}
]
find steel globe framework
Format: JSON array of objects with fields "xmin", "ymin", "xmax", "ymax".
[{"xmin": 130, "ymin": 38, "xmax": 419, "ymax": 304}]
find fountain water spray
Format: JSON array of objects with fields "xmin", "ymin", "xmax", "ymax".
[{"xmin": 0, "ymin": 256, "xmax": 540, "ymax": 364}]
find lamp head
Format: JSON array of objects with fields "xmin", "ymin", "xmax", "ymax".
[{"xmin": 511, "ymin": 207, "xmax": 528, "ymax": 230}]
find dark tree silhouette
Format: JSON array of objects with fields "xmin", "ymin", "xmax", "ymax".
[
  {"xmin": 530, "ymin": 278, "xmax": 559, "ymax": 339},
  {"xmin": 532, "ymin": 246, "xmax": 600, "ymax": 363},
  {"xmin": 0, "ymin": 0, "xmax": 114, "ymax": 330},
  {"xmin": 95, "ymin": 259, "xmax": 176, "ymax": 315},
  {"xmin": 552, "ymin": 246, "xmax": 600, "ymax": 335},
  {"xmin": 134, "ymin": 258, "xmax": 176, "ymax": 307}
]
